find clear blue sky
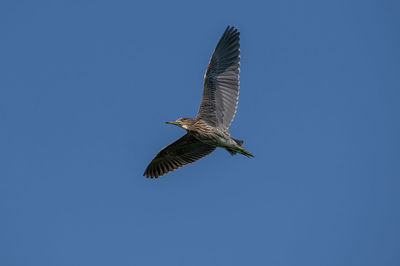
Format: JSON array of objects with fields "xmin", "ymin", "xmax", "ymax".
[{"xmin": 1, "ymin": 0, "xmax": 399, "ymax": 265}]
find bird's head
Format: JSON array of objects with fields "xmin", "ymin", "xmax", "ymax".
[{"xmin": 166, "ymin": 117, "xmax": 191, "ymax": 130}]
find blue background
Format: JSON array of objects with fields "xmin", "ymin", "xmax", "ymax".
[{"xmin": 1, "ymin": 0, "xmax": 399, "ymax": 265}]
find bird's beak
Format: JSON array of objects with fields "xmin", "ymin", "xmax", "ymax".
[{"xmin": 166, "ymin": 121, "xmax": 179, "ymax": 126}]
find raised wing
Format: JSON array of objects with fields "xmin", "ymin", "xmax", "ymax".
[
  {"xmin": 196, "ymin": 26, "xmax": 240, "ymax": 129},
  {"xmin": 143, "ymin": 133, "xmax": 215, "ymax": 178}
]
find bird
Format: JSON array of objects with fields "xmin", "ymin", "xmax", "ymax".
[{"xmin": 144, "ymin": 26, "xmax": 253, "ymax": 178}]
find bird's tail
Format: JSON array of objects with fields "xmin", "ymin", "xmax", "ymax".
[
  {"xmin": 233, "ymin": 138, "xmax": 244, "ymax": 146},
  {"xmin": 236, "ymin": 146, "xmax": 254, "ymax": 157},
  {"xmin": 226, "ymin": 138, "xmax": 254, "ymax": 157}
]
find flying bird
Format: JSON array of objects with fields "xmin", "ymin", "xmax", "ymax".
[{"xmin": 144, "ymin": 26, "xmax": 253, "ymax": 178}]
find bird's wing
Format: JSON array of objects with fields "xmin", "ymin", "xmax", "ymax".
[
  {"xmin": 196, "ymin": 26, "xmax": 240, "ymax": 129},
  {"xmin": 143, "ymin": 133, "xmax": 215, "ymax": 178}
]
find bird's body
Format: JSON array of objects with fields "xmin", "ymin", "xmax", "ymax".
[
  {"xmin": 173, "ymin": 117, "xmax": 252, "ymax": 157},
  {"xmin": 144, "ymin": 26, "xmax": 253, "ymax": 178}
]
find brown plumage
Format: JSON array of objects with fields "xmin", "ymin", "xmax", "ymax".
[
  {"xmin": 143, "ymin": 133, "xmax": 216, "ymax": 178},
  {"xmin": 144, "ymin": 26, "xmax": 253, "ymax": 179}
]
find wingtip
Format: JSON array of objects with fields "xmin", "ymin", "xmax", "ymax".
[
  {"xmin": 143, "ymin": 169, "xmax": 162, "ymax": 179},
  {"xmin": 226, "ymin": 25, "xmax": 239, "ymax": 32},
  {"xmin": 224, "ymin": 25, "xmax": 238, "ymax": 34}
]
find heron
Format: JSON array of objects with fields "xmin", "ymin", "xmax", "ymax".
[{"xmin": 144, "ymin": 26, "xmax": 253, "ymax": 178}]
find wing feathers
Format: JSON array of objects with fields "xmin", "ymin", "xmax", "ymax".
[
  {"xmin": 197, "ymin": 26, "xmax": 240, "ymax": 129},
  {"xmin": 143, "ymin": 134, "xmax": 215, "ymax": 178}
]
